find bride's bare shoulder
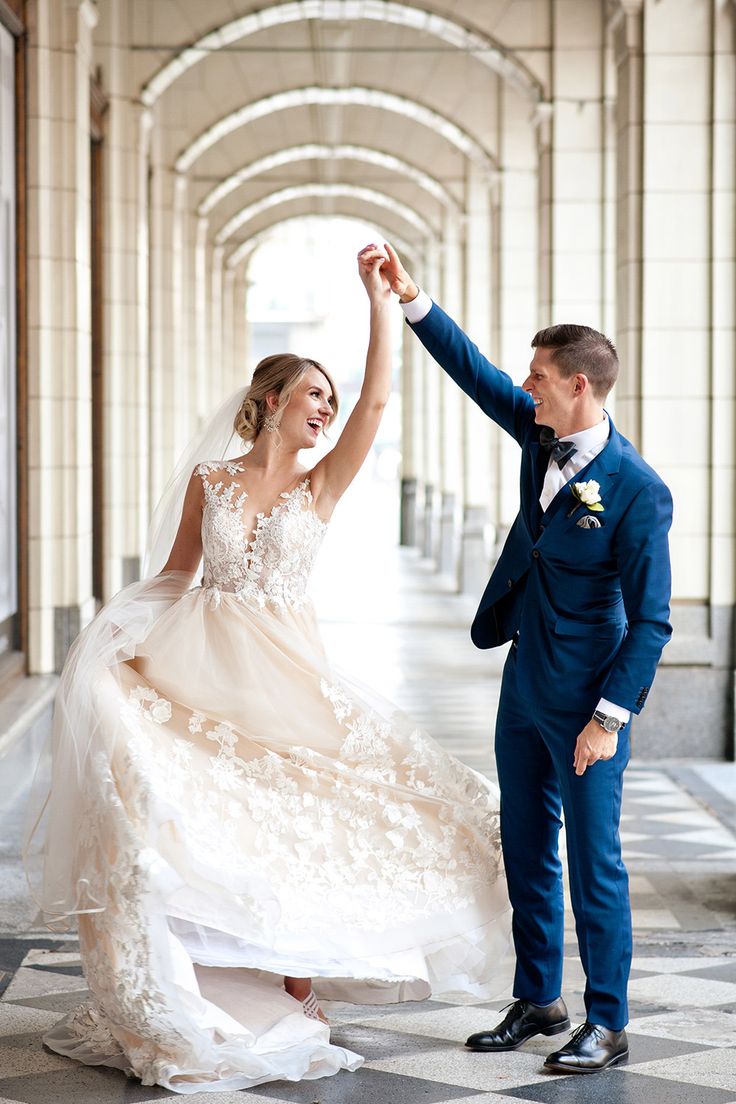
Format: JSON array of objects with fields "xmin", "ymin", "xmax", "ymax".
[{"xmin": 195, "ymin": 459, "xmax": 246, "ymax": 476}]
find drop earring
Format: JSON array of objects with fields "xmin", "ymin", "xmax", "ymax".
[{"xmin": 263, "ymin": 410, "xmax": 279, "ymax": 433}]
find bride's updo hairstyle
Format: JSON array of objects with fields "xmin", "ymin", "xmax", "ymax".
[{"xmin": 234, "ymin": 353, "xmax": 339, "ymax": 445}]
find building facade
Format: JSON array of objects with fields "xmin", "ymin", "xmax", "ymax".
[{"xmin": 1, "ymin": 0, "xmax": 734, "ymax": 756}]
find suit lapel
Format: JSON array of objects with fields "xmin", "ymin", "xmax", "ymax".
[
  {"xmin": 526, "ymin": 439, "xmax": 548, "ymax": 536},
  {"xmin": 538, "ymin": 414, "xmax": 623, "ymax": 531}
]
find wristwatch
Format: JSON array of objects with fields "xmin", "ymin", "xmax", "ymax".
[{"xmin": 592, "ymin": 709, "xmax": 624, "ymax": 733}]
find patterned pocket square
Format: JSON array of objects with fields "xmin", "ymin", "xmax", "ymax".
[{"xmin": 577, "ymin": 514, "xmax": 603, "ymax": 529}]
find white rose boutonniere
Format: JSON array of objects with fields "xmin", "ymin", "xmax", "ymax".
[{"xmin": 569, "ymin": 479, "xmax": 604, "ymax": 515}]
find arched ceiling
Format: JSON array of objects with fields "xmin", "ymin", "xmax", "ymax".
[
  {"xmin": 197, "ymin": 145, "xmax": 459, "ymax": 217},
  {"xmin": 130, "ymin": 0, "xmax": 557, "ymax": 250},
  {"xmin": 217, "ymin": 183, "xmax": 431, "ymax": 248},
  {"xmin": 139, "ymin": 2, "xmax": 543, "ymax": 108},
  {"xmin": 175, "ymin": 87, "xmax": 497, "ymax": 175},
  {"xmin": 203, "ymin": 155, "xmax": 446, "ymax": 247},
  {"xmin": 183, "ymin": 99, "xmax": 476, "ymax": 215},
  {"xmin": 130, "ymin": 0, "xmax": 553, "ymax": 83}
]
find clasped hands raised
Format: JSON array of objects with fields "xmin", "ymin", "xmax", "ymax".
[{"xmin": 357, "ymin": 242, "xmax": 418, "ymax": 303}]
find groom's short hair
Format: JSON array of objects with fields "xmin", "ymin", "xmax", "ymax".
[{"xmin": 531, "ymin": 323, "xmax": 619, "ymax": 400}]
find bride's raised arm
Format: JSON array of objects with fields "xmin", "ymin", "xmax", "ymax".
[{"xmin": 310, "ymin": 244, "xmax": 393, "ymax": 515}]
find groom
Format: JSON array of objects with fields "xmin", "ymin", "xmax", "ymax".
[{"xmin": 377, "ymin": 244, "xmax": 673, "ymax": 1073}]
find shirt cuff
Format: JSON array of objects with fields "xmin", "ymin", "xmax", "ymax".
[
  {"xmin": 596, "ymin": 697, "xmax": 631, "ymax": 725},
  {"xmin": 400, "ymin": 288, "xmax": 433, "ymax": 324}
]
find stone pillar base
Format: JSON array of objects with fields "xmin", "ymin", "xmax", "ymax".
[
  {"xmin": 400, "ymin": 477, "xmax": 417, "ymax": 547},
  {"xmin": 422, "ymin": 484, "xmax": 435, "ymax": 560},
  {"xmin": 438, "ymin": 492, "xmax": 457, "ymax": 576},
  {"xmin": 459, "ymin": 505, "xmax": 489, "ymax": 596}
]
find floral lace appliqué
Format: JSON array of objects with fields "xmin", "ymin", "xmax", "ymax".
[{"xmin": 197, "ymin": 464, "xmax": 327, "ymax": 613}]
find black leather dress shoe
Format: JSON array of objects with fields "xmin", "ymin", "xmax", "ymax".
[
  {"xmin": 465, "ymin": 998, "xmax": 570, "ymax": 1052},
  {"xmin": 544, "ymin": 1022, "xmax": 629, "ymax": 1073}
]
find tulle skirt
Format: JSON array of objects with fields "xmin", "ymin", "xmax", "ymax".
[{"xmin": 25, "ymin": 574, "xmax": 511, "ymax": 1092}]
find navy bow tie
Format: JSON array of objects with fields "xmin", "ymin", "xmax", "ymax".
[{"xmin": 539, "ymin": 426, "xmax": 577, "ymax": 468}]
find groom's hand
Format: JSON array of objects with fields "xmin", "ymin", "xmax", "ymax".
[
  {"xmin": 573, "ymin": 719, "xmax": 618, "ymax": 776},
  {"xmin": 381, "ymin": 243, "xmax": 419, "ymax": 303}
]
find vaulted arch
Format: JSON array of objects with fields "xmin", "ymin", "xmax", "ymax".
[
  {"xmin": 198, "ymin": 144, "xmax": 458, "ymax": 217},
  {"xmin": 140, "ymin": 1, "xmax": 543, "ymax": 108},
  {"xmin": 175, "ymin": 87, "xmax": 497, "ymax": 174},
  {"xmin": 226, "ymin": 204, "xmax": 424, "ymax": 272},
  {"xmin": 216, "ymin": 183, "xmax": 433, "ymax": 253}
]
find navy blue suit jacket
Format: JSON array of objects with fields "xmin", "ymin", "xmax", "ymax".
[{"xmin": 410, "ymin": 301, "xmax": 673, "ymax": 716}]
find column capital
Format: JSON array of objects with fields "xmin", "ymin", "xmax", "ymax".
[
  {"xmin": 532, "ymin": 101, "xmax": 554, "ymax": 125},
  {"xmin": 532, "ymin": 101, "xmax": 554, "ymax": 147}
]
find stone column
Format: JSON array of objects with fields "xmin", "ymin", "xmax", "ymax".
[
  {"xmin": 135, "ymin": 108, "xmax": 152, "ymax": 556},
  {"xmin": 171, "ymin": 172, "xmax": 191, "ymax": 456},
  {"xmin": 613, "ymin": 0, "xmax": 645, "ymax": 444},
  {"xmin": 222, "ymin": 267, "xmax": 235, "ymax": 396},
  {"xmin": 406, "ymin": 259, "xmax": 428, "ymax": 555},
  {"xmin": 710, "ymin": 0, "xmax": 736, "ymax": 632},
  {"xmin": 437, "ymin": 208, "xmax": 464, "ymax": 578},
  {"xmin": 26, "ymin": 0, "xmax": 97, "ymax": 672},
  {"xmin": 182, "ymin": 199, "xmax": 200, "ymax": 440},
  {"xmin": 103, "ymin": 101, "xmax": 151, "ymax": 592},
  {"xmin": 400, "ymin": 320, "xmax": 419, "ymax": 547},
  {"xmin": 232, "ymin": 266, "xmax": 250, "ymax": 389},
  {"xmin": 210, "ymin": 244, "xmax": 225, "ymax": 401},
  {"xmin": 460, "ymin": 166, "xmax": 495, "ymax": 595},
  {"xmin": 194, "ymin": 216, "xmax": 210, "ymax": 422},
  {"xmin": 538, "ymin": 1, "xmax": 608, "ymax": 328},
  {"xmin": 148, "ymin": 156, "xmax": 179, "ymax": 504},
  {"xmin": 497, "ymin": 84, "xmax": 539, "ymax": 554},
  {"xmin": 421, "ymin": 241, "xmax": 441, "ymax": 562},
  {"xmin": 92, "ymin": 0, "xmax": 150, "ymax": 594},
  {"xmin": 612, "ymin": 0, "xmax": 735, "ymax": 756}
]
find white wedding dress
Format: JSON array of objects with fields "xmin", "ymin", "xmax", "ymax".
[{"xmin": 31, "ymin": 461, "xmax": 510, "ymax": 1093}]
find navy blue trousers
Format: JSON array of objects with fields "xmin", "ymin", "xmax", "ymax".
[{"xmin": 495, "ymin": 646, "xmax": 632, "ymax": 1030}]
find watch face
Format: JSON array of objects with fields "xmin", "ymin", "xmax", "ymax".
[{"xmin": 604, "ymin": 716, "xmax": 621, "ymax": 732}]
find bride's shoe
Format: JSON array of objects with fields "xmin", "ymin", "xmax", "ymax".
[{"xmin": 301, "ymin": 991, "xmax": 329, "ymax": 1025}]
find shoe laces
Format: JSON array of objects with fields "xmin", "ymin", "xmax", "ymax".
[{"xmin": 568, "ymin": 1022, "xmax": 605, "ymax": 1045}]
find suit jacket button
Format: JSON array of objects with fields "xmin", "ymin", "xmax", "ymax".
[
  {"xmin": 507, "ymin": 578, "xmax": 513, "ymax": 588},
  {"xmin": 532, "ymin": 550, "xmax": 540, "ymax": 559}
]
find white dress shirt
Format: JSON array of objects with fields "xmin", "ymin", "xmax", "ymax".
[
  {"xmin": 539, "ymin": 417, "xmax": 609, "ymax": 513},
  {"xmin": 400, "ymin": 290, "xmax": 630, "ymax": 726}
]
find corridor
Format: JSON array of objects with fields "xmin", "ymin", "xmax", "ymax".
[{"xmin": 0, "ymin": 1, "xmax": 734, "ymax": 1096}]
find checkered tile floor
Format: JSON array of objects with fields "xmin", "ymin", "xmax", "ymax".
[{"xmin": 1, "ymin": 532, "xmax": 734, "ymax": 1102}]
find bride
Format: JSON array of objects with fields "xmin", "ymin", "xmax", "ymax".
[{"xmin": 24, "ymin": 244, "xmax": 510, "ymax": 1093}]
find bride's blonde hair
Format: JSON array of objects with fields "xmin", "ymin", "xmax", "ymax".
[{"xmin": 234, "ymin": 354, "xmax": 339, "ymax": 444}]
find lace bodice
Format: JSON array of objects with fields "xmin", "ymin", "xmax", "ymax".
[{"xmin": 196, "ymin": 461, "xmax": 327, "ymax": 612}]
